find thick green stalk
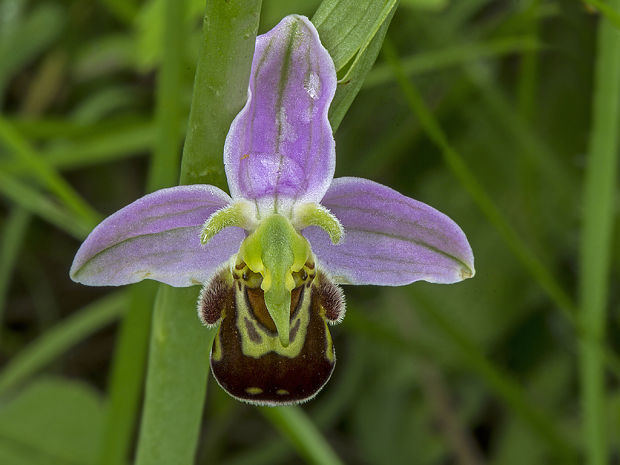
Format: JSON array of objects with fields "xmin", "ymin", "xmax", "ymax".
[
  {"xmin": 180, "ymin": 1, "xmax": 262, "ymax": 188},
  {"xmin": 96, "ymin": 282, "xmax": 155, "ymax": 465},
  {"xmin": 135, "ymin": 285, "xmax": 212, "ymax": 465},
  {"xmin": 579, "ymin": 4, "xmax": 620, "ymax": 465},
  {"xmin": 135, "ymin": 3, "xmax": 261, "ymax": 465}
]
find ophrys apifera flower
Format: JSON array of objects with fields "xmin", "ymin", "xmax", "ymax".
[{"xmin": 70, "ymin": 15, "xmax": 474, "ymax": 405}]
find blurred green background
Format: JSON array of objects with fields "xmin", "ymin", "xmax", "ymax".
[{"xmin": 0, "ymin": 0, "xmax": 619, "ymax": 464}]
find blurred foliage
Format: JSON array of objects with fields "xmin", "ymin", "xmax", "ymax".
[{"xmin": 0, "ymin": 0, "xmax": 618, "ymax": 464}]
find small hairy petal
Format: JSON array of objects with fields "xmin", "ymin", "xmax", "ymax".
[
  {"xmin": 224, "ymin": 15, "xmax": 336, "ymax": 210},
  {"xmin": 198, "ymin": 267, "xmax": 233, "ymax": 327},
  {"xmin": 304, "ymin": 177, "xmax": 475, "ymax": 285},
  {"xmin": 70, "ymin": 185, "xmax": 244, "ymax": 287},
  {"xmin": 315, "ymin": 271, "xmax": 346, "ymax": 324}
]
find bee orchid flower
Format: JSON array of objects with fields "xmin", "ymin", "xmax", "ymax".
[{"xmin": 70, "ymin": 15, "xmax": 474, "ymax": 405}]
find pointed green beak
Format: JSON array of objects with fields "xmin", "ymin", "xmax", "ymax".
[
  {"xmin": 264, "ymin": 281, "xmax": 292, "ymax": 347},
  {"xmin": 237, "ymin": 214, "xmax": 310, "ymax": 348}
]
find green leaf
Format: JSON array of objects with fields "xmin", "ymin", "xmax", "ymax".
[
  {"xmin": 311, "ymin": 0, "xmax": 399, "ymax": 131},
  {"xmin": 326, "ymin": 3, "xmax": 397, "ymax": 131},
  {"xmin": 0, "ymin": 378, "xmax": 105, "ymax": 465},
  {"xmin": 312, "ymin": 0, "xmax": 395, "ymax": 71},
  {"xmin": 583, "ymin": 0, "xmax": 620, "ymax": 30},
  {"xmin": 579, "ymin": 1, "xmax": 620, "ymax": 463}
]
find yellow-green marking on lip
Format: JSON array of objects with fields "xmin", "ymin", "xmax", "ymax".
[{"xmin": 237, "ymin": 214, "xmax": 310, "ymax": 347}]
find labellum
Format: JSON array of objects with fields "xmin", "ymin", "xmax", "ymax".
[{"xmin": 199, "ymin": 257, "xmax": 344, "ymax": 405}]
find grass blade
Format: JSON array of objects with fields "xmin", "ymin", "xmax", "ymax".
[
  {"xmin": 408, "ymin": 291, "xmax": 578, "ymax": 462},
  {"xmin": 0, "ymin": 118, "xmax": 101, "ymax": 227},
  {"xmin": 0, "ymin": 170, "xmax": 92, "ymax": 239},
  {"xmin": 0, "ymin": 208, "xmax": 30, "ymax": 332},
  {"xmin": 382, "ymin": 40, "xmax": 577, "ymax": 322},
  {"xmin": 260, "ymin": 406, "xmax": 344, "ymax": 465},
  {"xmin": 99, "ymin": 0, "xmax": 190, "ymax": 461},
  {"xmin": 0, "ymin": 292, "xmax": 127, "ymax": 396},
  {"xmin": 579, "ymin": 3, "xmax": 620, "ymax": 464},
  {"xmin": 364, "ymin": 36, "xmax": 539, "ymax": 89}
]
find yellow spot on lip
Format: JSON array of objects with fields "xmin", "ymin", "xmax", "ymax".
[
  {"xmin": 276, "ymin": 389, "xmax": 289, "ymax": 396},
  {"xmin": 245, "ymin": 387, "xmax": 263, "ymax": 395},
  {"xmin": 241, "ymin": 153, "xmax": 250, "ymax": 160}
]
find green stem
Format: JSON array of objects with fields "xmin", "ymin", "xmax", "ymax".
[
  {"xmin": 135, "ymin": 286, "xmax": 213, "ymax": 465},
  {"xmin": 180, "ymin": 1, "xmax": 262, "ymax": 189},
  {"xmin": 96, "ymin": 283, "xmax": 155, "ymax": 465},
  {"xmin": 0, "ymin": 292, "xmax": 127, "ymax": 395},
  {"xmin": 515, "ymin": 0, "xmax": 543, "ymax": 263},
  {"xmin": 260, "ymin": 407, "xmax": 344, "ymax": 465},
  {"xmin": 135, "ymin": 2, "xmax": 261, "ymax": 465},
  {"xmin": 579, "ymin": 4, "xmax": 620, "ymax": 465}
]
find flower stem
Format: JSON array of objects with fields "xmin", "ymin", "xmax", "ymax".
[
  {"xmin": 180, "ymin": 1, "xmax": 262, "ymax": 189},
  {"xmin": 579, "ymin": 4, "xmax": 620, "ymax": 465},
  {"xmin": 135, "ymin": 2, "xmax": 261, "ymax": 465},
  {"xmin": 97, "ymin": 283, "xmax": 155, "ymax": 465},
  {"xmin": 135, "ymin": 285, "xmax": 212, "ymax": 465}
]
